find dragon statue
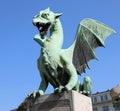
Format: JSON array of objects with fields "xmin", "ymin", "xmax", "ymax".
[{"xmin": 30, "ymin": 8, "xmax": 116, "ymax": 97}]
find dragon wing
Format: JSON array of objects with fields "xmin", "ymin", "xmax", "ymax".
[{"xmin": 65, "ymin": 18, "xmax": 116, "ymax": 74}]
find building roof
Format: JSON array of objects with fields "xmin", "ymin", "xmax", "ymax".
[{"xmin": 92, "ymin": 89, "xmax": 110, "ymax": 95}]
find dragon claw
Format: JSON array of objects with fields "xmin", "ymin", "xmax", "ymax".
[
  {"xmin": 54, "ymin": 86, "xmax": 68, "ymax": 93},
  {"xmin": 28, "ymin": 91, "xmax": 41, "ymax": 98}
]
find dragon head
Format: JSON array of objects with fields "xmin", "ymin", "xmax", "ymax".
[{"xmin": 33, "ymin": 8, "xmax": 62, "ymax": 39}]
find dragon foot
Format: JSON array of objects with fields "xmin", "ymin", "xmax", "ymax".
[
  {"xmin": 54, "ymin": 86, "xmax": 68, "ymax": 93},
  {"xmin": 80, "ymin": 90, "xmax": 91, "ymax": 96},
  {"xmin": 28, "ymin": 90, "xmax": 43, "ymax": 98}
]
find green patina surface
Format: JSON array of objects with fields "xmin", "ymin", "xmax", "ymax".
[{"xmin": 29, "ymin": 8, "xmax": 116, "ymax": 97}]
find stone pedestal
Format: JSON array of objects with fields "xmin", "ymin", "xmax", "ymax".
[{"xmin": 17, "ymin": 90, "xmax": 92, "ymax": 111}]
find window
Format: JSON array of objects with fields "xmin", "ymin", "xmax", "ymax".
[
  {"xmin": 102, "ymin": 106, "xmax": 109, "ymax": 111},
  {"xmin": 101, "ymin": 95, "xmax": 108, "ymax": 102},
  {"xmin": 115, "ymin": 106, "xmax": 120, "ymax": 111},
  {"xmin": 104, "ymin": 95, "xmax": 108, "ymax": 100},
  {"xmin": 93, "ymin": 107, "xmax": 98, "ymax": 111},
  {"xmin": 92, "ymin": 97, "xmax": 97, "ymax": 103},
  {"xmin": 101, "ymin": 95, "xmax": 103, "ymax": 101}
]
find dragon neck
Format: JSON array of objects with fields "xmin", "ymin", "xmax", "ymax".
[{"xmin": 49, "ymin": 19, "xmax": 63, "ymax": 48}]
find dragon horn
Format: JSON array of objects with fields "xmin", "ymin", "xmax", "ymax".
[{"xmin": 55, "ymin": 13, "xmax": 63, "ymax": 19}]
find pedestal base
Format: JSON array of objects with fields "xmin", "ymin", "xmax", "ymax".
[{"xmin": 17, "ymin": 90, "xmax": 92, "ymax": 111}]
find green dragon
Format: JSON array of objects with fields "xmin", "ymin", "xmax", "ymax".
[{"xmin": 30, "ymin": 8, "xmax": 115, "ymax": 97}]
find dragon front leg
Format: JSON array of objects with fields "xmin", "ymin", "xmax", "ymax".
[
  {"xmin": 60, "ymin": 54, "xmax": 78, "ymax": 91},
  {"xmin": 38, "ymin": 74, "xmax": 48, "ymax": 95},
  {"xmin": 64, "ymin": 63, "xmax": 78, "ymax": 91},
  {"xmin": 29, "ymin": 73, "xmax": 48, "ymax": 98}
]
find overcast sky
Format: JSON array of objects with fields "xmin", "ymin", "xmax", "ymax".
[{"xmin": 0, "ymin": 0, "xmax": 120, "ymax": 111}]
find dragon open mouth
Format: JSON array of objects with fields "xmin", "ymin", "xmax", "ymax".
[{"xmin": 33, "ymin": 22, "xmax": 51, "ymax": 39}]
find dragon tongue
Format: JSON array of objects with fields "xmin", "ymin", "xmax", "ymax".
[{"xmin": 40, "ymin": 31, "xmax": 46, "ymax": 39}]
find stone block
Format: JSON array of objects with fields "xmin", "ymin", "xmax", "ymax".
[{"xmin": 16, "ymin": 90, "xmax": 92, "ymax": 111}]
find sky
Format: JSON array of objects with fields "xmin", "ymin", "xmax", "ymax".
[{"xmin": 0, "ymin": 0, "xmax": 120, "ymax": 111}]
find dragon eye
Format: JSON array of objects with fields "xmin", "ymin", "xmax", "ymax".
[
  {"xmin": 41, "ymin": 13, "xmax": 50, "ymax": 19},
  {"xmin": 41, "ymin": 13, "xmax": 47, "ymax": 18}
]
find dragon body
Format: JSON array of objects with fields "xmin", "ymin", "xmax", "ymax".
[{"xmin": 31, "ymin": 8, "xmax": 115, "ymax": 96}]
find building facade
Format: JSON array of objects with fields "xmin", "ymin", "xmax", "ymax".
[{"xmin": 91, "ymin": 90, "xmax": 120, "ymax": 111}]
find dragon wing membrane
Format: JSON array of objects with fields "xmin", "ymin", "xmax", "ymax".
[{"xmin": 66, "ymin": 18, "xmax": 116, "ymax": 74}]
